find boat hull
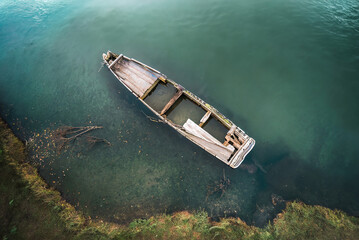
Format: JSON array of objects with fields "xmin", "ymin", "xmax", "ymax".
[{"xmin": 102, "ymin": 51, "xmax": 255, "ymax": 168}]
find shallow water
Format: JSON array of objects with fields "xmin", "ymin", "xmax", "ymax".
[{"xmin": 1, "ymin": 0, "xmax": 359, "ymax": 226}]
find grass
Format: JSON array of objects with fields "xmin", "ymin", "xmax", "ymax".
[
  {"xmin": 1, "ymin": 118, "xmax": 359, "ymax": 239},
  {"xmin": 0, "ymin": 121, "xmax": 75, "ymax": 239},
  {"xmin": 270, "ymin": 201, "xmax": 359, "ymax": 240}
]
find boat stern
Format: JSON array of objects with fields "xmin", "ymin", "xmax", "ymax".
[{"xmin": 228, "ymin": 137, "xmax": 255, "ymax": 168}]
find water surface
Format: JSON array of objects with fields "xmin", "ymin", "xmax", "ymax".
[{"xmin": 1, "ymin": 0, "xmax": 359, "ymax": 226}]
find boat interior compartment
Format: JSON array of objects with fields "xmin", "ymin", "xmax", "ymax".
[
  {"xmin": 202, "ymin": 116, "xmax": 230, "ymax": 143},
  {"xmin": 142, "ymin": 80, "xmax": 231, "ymax": 143},
  {"xmin": 165, "ymin": 95, "xmax": 207, "ymax": 126},
  {"xmin": 143, "ymin": 82, "xmax": 177, "ymax": 112}
]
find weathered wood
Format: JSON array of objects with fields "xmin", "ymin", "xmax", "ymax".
[
  {"xmin": 160, "ymin": 89, "xmax": 183, "ymax": 115},
  {"xmin": 184, "ymin": 119, "xmax": 230, "ymax": 147},
  {"xmin": 117, "ymin": 61, "xmax": 156, "ymax": 85},
  {"xmin": 189, "ymin": 134, "xmax": 233, "ymax": 160},
  {"xmin": 232, "ymin": 133, "xmax": 243, "ymax": 145},
  {"xmin": 128, "ymin": 61, "xmax": 161, "ymax": 80},
  {"xmin": 121, "ymin": 60, "xmax": 158, "ymax": 83},
  {"xmin": 118, "ymin": 67, "xmax": 154, "ymax": 88},
  {"xmin": 109, "ymin": 54, "xmax": 123, "ymax": 69},
  {"xmin": 158, "ymin": 76, "xmax": 166, "ymax": 83},
  {"xmin": 183, "ymin": 119, "xmax": 235, "ymax": 160},
  {"xmin": 113, "ymin": 59, "xmax": 159, "ymax": 97},
  {"xmin": 114, "ymin": 69, "xmax": 147, "ymax": 96},
  {"xmin": 229, "ymin": 139, "xmax": 255, "ymax": 168},
  {"xmin": 228, "ymin": 125, "xmax": 237, "ymax": 135},
  {"xmin": 182, "ymin": 88, "xmax": 232, "ymax": 129},
  {"xmin": 140, "ymin": 79, "xmax": 160, "ymax": 100},
  {"xmin": 130, "ymin": 58, "xmax": 164, "ymax": 75},
  {"xmin": 225, "ymin": 134, "xmax": 242, "ymax": 149},
  {"xmin": 184, "ymin": 119, "xmax": 221, "ymax": 144},
  {"xmin": 234, "ymin": 129, "xmax": 246, "ymax": 143},
  {"xmin": 199, "ymin": 111, "xmax": 211, "ymax": 127}
]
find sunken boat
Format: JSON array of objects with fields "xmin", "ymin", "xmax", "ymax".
[{"xmin": 102, "ymin": 51, "xmax": 255, "ymax": 168}]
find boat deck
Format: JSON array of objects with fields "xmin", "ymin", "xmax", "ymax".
[{"xmin": 112, "ymin": 58, "xmax": 161, "ymax": 97}]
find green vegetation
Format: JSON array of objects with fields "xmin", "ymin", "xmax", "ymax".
[
  {"xmin": 0, "ymin": 120, "xmax": 79, "ymax": 239},
  {"xmin": 1, "ymin": 119, "xmax": 358, "ymax": 239}
]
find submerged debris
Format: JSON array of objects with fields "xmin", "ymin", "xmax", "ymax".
[
  {"xmin": 53, "ymin": 126, "xmax": 110, "ymax": 152},
  {"xmin": 27, "ymin": 125, "xmax": 111, "ymax": 163},
  {"xmin": 206, "ymin": 169, "xmax": 231, "ymax": 201},
  {"xmin": 86, "ymin": 136, "xmax": 111, "ymax": 148},
  {"xmin": 26, "ymin": 124, "xmax": 112, "ymax": 186}
]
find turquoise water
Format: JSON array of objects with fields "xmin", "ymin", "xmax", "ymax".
[{"xmin": 1, "ymin": 0, "xmax": 359, "ymax": 226}]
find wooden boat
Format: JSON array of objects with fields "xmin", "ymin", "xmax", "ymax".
[{"xmin": 102, "ymin": 51, "xmax": 255, "ymax": 168}]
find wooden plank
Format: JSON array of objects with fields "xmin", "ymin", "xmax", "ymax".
[
  {"xmin": 158, "ymin": 76, "xmax": 166, "ymax": 83},
  {"xmin": 109, "ymin": 54, "xmax": 123, "ymax": 69},
  {"xmin": 118, "ymin": 62, "xmax": 156, "ymax": 85},
  {"xmin": 114, "ymin": 71, "xmax": 144, "ymax": 96},
  {"xmin": 119, "ymin": 67, "xmax": 154, "ymax": 88},
  {"xmin": 185, "ymin": 134, "xmax": 233, "ymax": 161},
  {"xmin": 130, "ymin": 58, "xmax": 163, "ymax": 75},
  {"xmin": 128, "ymin": 61, "xmax": 161, "ymax": 80},
  {"xmin": 199, "ymin": 111, "xmax": 211, "ymax": 127},
  {"xmin": 140, "ymin": 79, "xmax": 160, "ymax": 100},
  {"xmin": 160, "ymin": 89, "xmax": 183, "ymax": 115},
  {"xmin": 234, "ymin": 129, "xmax": 246, "ymax": 142},
  {"xmin": 225, "ymin": 134, "xmax": 242, "ymax": 149},
  {"xmin": 228, "ymin": 125, "xmax": 236, "ymax": 135},
  {"xmin": 113, "ymin": 59, "xmax": 160, "ymax": 97},
  {"xmin": 115, "ymin": 70, "xmax": 148, "ymax": 95},
  {"xmin": 125, "ymin": 61, "xmax": 158, "ymax": 83},
  {"xmin": 183, "ymin": 119, "xmax": 235, "ymax": 161},
  {"xmin": 230, "ymin": 135, "xmax": 242, "ymax": 147},
  {"xmin": 184, "ymin": 119, "xmax": 224, "ymax": 145}
]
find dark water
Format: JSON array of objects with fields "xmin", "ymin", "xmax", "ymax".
[{"xmin": 1, "ymin": 0, "xmax": 359, "ymax": 226}]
